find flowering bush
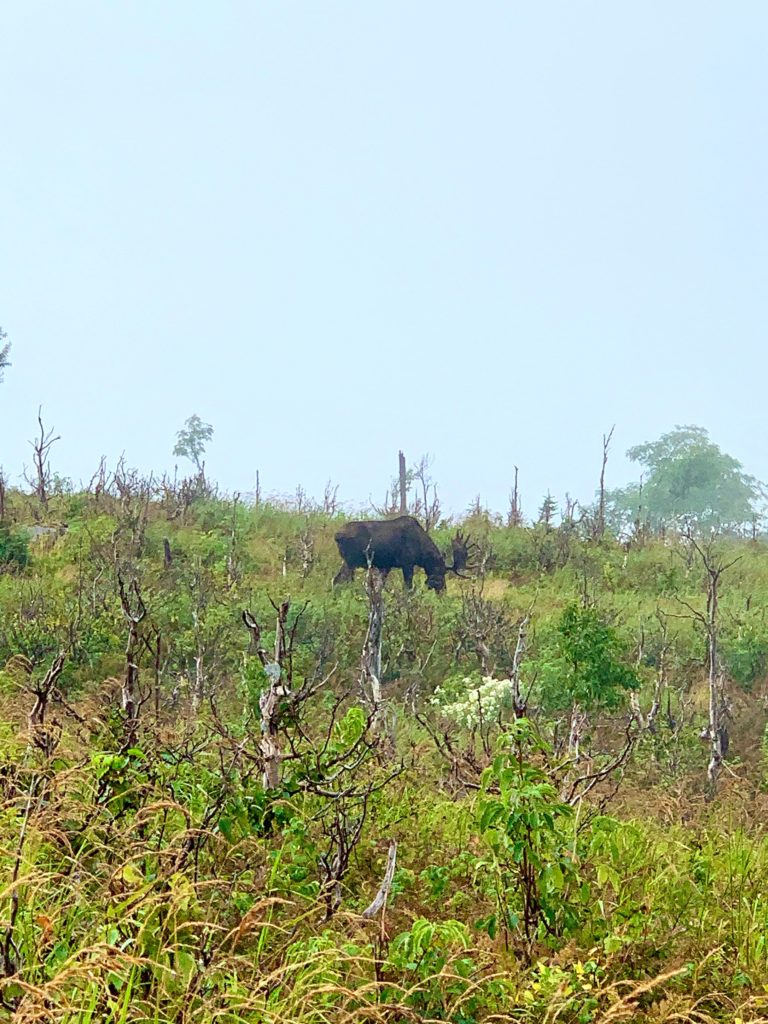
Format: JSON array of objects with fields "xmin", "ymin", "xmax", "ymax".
[{"xmin": 431, "ymin": 675, "xmax": 514, "ymax": 728}]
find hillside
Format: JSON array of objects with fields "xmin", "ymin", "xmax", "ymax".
[{"xmin": 2, "ymin": 481, "xmax": 768, "ymax": 1022}]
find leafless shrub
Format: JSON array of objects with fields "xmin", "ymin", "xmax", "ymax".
[{"xmin": 24, "ymin": 408, "xmax": 60, "ymax": 515}]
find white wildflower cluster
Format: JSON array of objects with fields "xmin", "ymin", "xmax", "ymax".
[{"xmin": 431, "ymin": 675, "xmax": 514, "ymax": 729}]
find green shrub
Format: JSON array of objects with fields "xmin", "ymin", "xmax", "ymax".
[{"xmin": 0, "ymin": 525, "xmax": 29, "ymax": 571}]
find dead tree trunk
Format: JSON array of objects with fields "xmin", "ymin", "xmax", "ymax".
[
  {"xmin": 259, "ymin": 663, "xmax": 284, "ymax": 790},
  {"xmin": 242, "ymin": 600, "xmax": 306, "ymax": 790},
  {"xmin": 26, "ymin": 408, "xmax": 60, "ymax": 515},
  {"xmin": 27, "ymin": 652, "xmax": 66, "ymax": 756},
  {"xmin": 511, "ymin": 612, "xmax": 531, "ymax": 718},
  {"xmin": 704, "ymin": 563, "xmax": 726, "ymax": 790},
  {"xmin": 117, "ymin": 575, "xmax": 146, "ymax": 748},
  {"xmin": 192, "ymin": 652, "xmax": 206, "ymax": 715},
  {"xmin": 679, "ymin": 532, "xmax": 739, "ymax": 794},
  {"xmin": 362, "ymin": 840, "xmax": 398, "ymax": 919},
  {"xmin": 595, "ymin": 425, "xmax": 615, "ymax": 539},
  {"xmin": 629, "ymin": 616, "xmax": 668, "ymax": 733},
  {"xmin": 398, "ymin": 451, "xmax": 407, "ymax": 514},
  {"xmin": 567, "ymin": 703, "xmax": 587, "ymax": 761},
  {"xmin": 361, "ymin": 565, "xmax": 386, "ymax": 735},
  {"xmin": 243, "ymin": 609, "xmax": 282, "ymax": 789},
  {"xmin": 508, "ymin": 466, "xmax": 523, "ymax": 527}
]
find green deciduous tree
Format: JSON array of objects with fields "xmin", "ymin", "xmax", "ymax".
[
  {"xmin": 537, "ymin": 603, "xmax": 639, "ymax": 716},
  {"xmin": 476, "ymin": 720, "xmax": 583, "ymax": 953},
  {"xmin": 607, "ymin": 425, "xmax": 761, "ymax": 532},
  {"xmin": 173, "ymin": 414, "xmax": 214, "ymax": 473}
]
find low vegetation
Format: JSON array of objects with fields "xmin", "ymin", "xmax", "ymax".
[{"xmin": 2, "ymin": 454, "xmax": 768, "ymax": 1022}]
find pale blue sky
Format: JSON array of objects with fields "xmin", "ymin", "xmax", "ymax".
[{"xmin": 1, "ymin": 2, "xmax": 766, "ymax": 517}]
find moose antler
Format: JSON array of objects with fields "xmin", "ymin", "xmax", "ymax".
[{"xmin": 449, "ymin": 531, "xmax": 476, "ymax": 577}]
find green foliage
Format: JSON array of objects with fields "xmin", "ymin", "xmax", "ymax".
[
  {"xmin": 0, "ymin": 524, "xmax": 29, "ymax": 571},
  {"xmin": 173, "ymin": 413, "xmax": 214, "ymax": 471},
  {"xmin": 608, "ymin": 424, "xmax": 761, "ymax": 531},
  {"xmin": 386, "ymin": 918, "xmax": 479, "ymax": 1016},
  {"xmin": 722, "ymin": 618, "xmax": 768, "ymax": 690},
  {"xmin": 476, "ymin": 721, "xmax": 585, "ymax": 948},
  {"xmin": 518, "ymin": 958, "xmax": 605, "ymax": 1023},
  {"xmin": 4, "ymin": 485, "xmax": 768, "ymax": 1020},
  {"xmin": 535, "ymin": 603, "xmax": 639, "ymax": 714}
]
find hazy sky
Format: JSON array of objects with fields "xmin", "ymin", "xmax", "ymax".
[{"xmin": 1, "ymin": 3, "xmax": 766, "ymax": 518}]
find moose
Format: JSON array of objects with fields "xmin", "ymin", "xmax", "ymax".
[{"xmin": 333, "ymin": 515, "xmax": 471, "ymax": 593}]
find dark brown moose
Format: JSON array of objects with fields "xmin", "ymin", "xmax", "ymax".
[{"xmin": 333, "ymin": 515, "xmax": 471, "ymax": 593}]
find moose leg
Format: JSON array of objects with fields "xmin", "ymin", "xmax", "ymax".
[
  {"xmin": 333, "ymin": 563, "xmax": 354, "ymax": 587},
  {"xmin": 401, "ymin": 564, "xmax": 414, "ymax": 589}
]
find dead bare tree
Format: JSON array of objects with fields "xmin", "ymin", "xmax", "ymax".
[
  {"xmin": 629, "ymin": 613, "xmax": 670, "ymax": 734},
  {"xmin": 299, "ymin": 520, "xmax": 315, "ymax": 579},
  {"xmin": 188, "ymin": 561, "xmax": 229, "ymax": 714},
  {"xmin": 398, "ymin": 451, "xmax": 407, "ymax": 514},
  {"xmin": 372, "ymin": 479, "xmax": 402, "ymax": 518},
  {"xmin": 86, "ymin": 456, "xmax": 111, "ymax": 506},
  {"xmin": 323, "ymin": 480, "xmax": 340, "ymax": 516},
  {"xmin": 508, "ymin": 466, "xmax": 523, "ymax": 527},
  {"xmin": 227, "ymin": 493, "xmax": 241, "ymax": 586},
  {"xmin": 117, "ymin": 574, "xmax": 147, "ymax": 749},
  {"xmin": 675, "ymin": 529, "xmax": 740, "ymax": 793},
  {"xmin": 557, "ymin": 724, "xmax": 636, "ymax": 808},
  {"xmin": 411, "ymin": 454, "xmax": 441, "ymax": 532},
  {"xmin": 112, "ymin": 456, "xmax": 155, "ymax": 556},
  {"xmin": 241, "ymin": 599, "xmax": 310, "ymax": 789},
  {"xmin": 362, "ymin": 840, "xmax": 397, "ymax": 919},
  {"xmin": 27, "ymin": 652, "xmax": 66, "ymax": 757},
  {"xmin": 456, "ymin": 585, "xmax": 512, "ymax": 676},
  {"xmin": 233, "ymin": 605, "xmax": 399, "ymax": 921},
  {"xmin": 510, "ymin": 611, "xmax": 532, "ymax": 718},
  {"xmin": 360, "ymin": 563, "xmax": 386, "ymax": 735},
  {"xmin": 595, "ymin": 425, "xmax": 615, "ymax": 539},
  {"xmin": 25, "ymin": 408, "xmax": 60, "ymax": 514}
]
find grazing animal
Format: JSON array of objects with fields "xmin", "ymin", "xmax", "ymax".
[{"xmin": 333, "ymin": 515, "xmax": 470, "ymax": 593}]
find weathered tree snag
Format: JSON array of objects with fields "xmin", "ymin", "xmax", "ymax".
[
  {"xmin": 362, "ymin": 840, "xmax": 397, "ymax": 919},
  {"xmin": 567, "ymin": 703, "xmax": 587, "ymax": 761},
  {"xmin": 629, "ymin": 615, "xmax": 669, "ymax": 733},
  {"xmin": 595, "ymin": 425, "xmax": 615, "ymax": 539},
  {"xmin": 508, "ymin": 465, "xmax": 523, "ymax": 527},
  {"xmin": 360, "ymin": 565, "xmax": 385, "ymax": 734},
  {"xmin": 678, "ymin": 531, "xmax": 739, "ymax": 795},
  {"xmin": 511, "ymin": 612, "xmax": 531, "ymax": 718},
  {"xmin": 26, "ymin": 408, "xmax": 60, "ymax": 514},
  {"xmin": 242, "ymin": 600, "xmax": 308, "ymax": 790},
  {"xmin": 27, "ymin": 652, "xmax": 66, "ymax": 756},
  {"xmin": 259, "ymin": 663, "xmax": 284, "ymax": 791},
  {"xmin": 117, "ymin": 575, "xmax": 147, "ymax": 748},
  {"xmin": 411, "ymin": 455, "xmax": 441, "ymax": 532},
  {"xmin": 398, "ymin": 450, "xmax": 407, "ymax": 514},
  {"xmin": 242, "ymin": 609, "xmax": 283, "ymax": 790}
]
